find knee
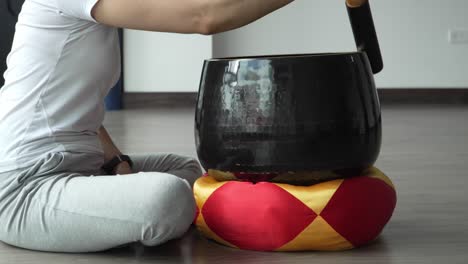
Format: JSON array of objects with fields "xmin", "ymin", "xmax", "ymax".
[
  {"xmin": 139, "ymin": 174, "xmax": 196, "ymax": 244},
  {"xmin": 171, "ymin": 155, "xmax": 203, "ymax": 186},
  {"xmin": 184, "ymin": 157, "xmax": 203, "ymax": 179},
  {"xmin": 177, "ymin": 155, "xmax": 202, "ymax": 174}
]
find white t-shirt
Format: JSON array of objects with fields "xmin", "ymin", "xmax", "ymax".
[{"xmin": 0, "ymin": 0, "xmax": 120, "ymax": 173}]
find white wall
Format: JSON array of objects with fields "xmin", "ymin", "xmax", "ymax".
[
  {"xmin": 124, "ymin": 31, "xmax": 212, "ymax": 92},
  {"xmin": 213, "ymin": 0, "xmax": 468, "ymax": 88}
]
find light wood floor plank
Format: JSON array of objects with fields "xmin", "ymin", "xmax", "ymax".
[{"xmin": 1, "ymin": 104, "xmax": 467, "ymax": 264}]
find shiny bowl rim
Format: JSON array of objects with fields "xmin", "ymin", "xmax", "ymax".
[{"xmin": 207, "ymin": 51, "xmax": 364, "ymax": 62}]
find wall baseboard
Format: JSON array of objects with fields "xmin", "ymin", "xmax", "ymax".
[
  {"xmin": 124, "ymin": 89, "xmax": 468, "ymax": 109},
  {"xmin": 377, "ymin": 88, "xmax": 468, "ymax": 104},
  {"xmin": 124, "ymin": 92, "xmax": 198, "ymax": 109}
]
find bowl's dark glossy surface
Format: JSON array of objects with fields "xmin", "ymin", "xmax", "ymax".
[{"xmin": 195, "ymin": 52, "xmax": 382, "ymax": 172}]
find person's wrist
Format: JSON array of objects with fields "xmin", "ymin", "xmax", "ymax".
[
  {"xmin": 101, "ymin": 154, "xmax": 133, "ymax": 174},
  {"xmin": 103, "ymin": 152, "xmax": 121, "ymax": 163},
  {"xmin": 114, "ymin": 161, "xmax": 132, "ymax": 174}
]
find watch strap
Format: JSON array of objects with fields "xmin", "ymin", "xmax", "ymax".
[{"xmin": 101, "ymin": 154, "xmax": 133, "ymax": 174}]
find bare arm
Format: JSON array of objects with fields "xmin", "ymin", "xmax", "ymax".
[
  {"xmin": 91, "ymin": 0, "xmax": 294, "ymax": 35},
  {"xmin": 98, "ymin": 126, "xmax": 121, "ymax": 162},
  {"xmin": 98, "ymin": 126, "xmax": 132, "ymax": 174}
]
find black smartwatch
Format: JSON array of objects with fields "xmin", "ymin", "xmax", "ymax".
[{"xmin": 101, "ymin": 154, "xmax": 133, "ymax": 174}]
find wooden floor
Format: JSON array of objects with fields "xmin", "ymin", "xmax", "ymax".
[{"xmin": 1, "ymin": 104, "xmax": 467, "ymax": 264}]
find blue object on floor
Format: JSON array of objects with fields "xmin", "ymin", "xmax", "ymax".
[
  {"xmin": 105, "ymin": 78, "xmax": 123, "ymax": 111},
  {"xmin": 105, "ymin": 28, "xmax": 124, "ymax": 111}
]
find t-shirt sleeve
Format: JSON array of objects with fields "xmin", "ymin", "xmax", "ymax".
[{"xmin": 56, "ymin": 0, "xmax": 101, "ymax": 22}]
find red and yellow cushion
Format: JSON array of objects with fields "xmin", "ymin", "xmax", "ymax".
[
  {"xmin": 207, "ymin": 168, "xmax": 354, "ymax": 185},
  {"xmin": 194, "ymin": 167, "xmax": 396, "ymax": 251}
]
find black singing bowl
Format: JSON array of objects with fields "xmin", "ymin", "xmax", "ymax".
[
  {"xmin": 195, "ymin": 52, "xmax": 381, "ymax": 173},
  {"xmin": 195, "ymin": 0, "xmax": 383, "ymax": 173}
]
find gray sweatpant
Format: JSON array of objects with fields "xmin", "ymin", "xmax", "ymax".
[{"xmin": 0, "ymin": 151, "xmax": 202, "ymax": 253}]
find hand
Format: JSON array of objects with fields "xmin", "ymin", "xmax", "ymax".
[{"xmin": 114, "ymin": 162, "xmax": 133, "ymax": 175}]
